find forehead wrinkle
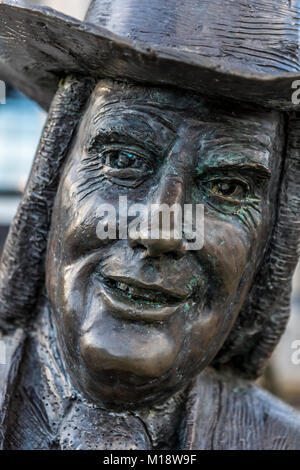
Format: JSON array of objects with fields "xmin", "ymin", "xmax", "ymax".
[
  {"xmin": 93, "ymin": 79, "xmax": 281, "ymax": 120},
  {"xmin": 128, "ymin": 104, "xmax": 179, "ymax": 133},
  {"xmin": 90, "ymin": 99, "xmax": 123, "ymax": 129},
  {"xmin": 94, "ymin": 79, "xmax": 201, "ymax": 109},
  {"xmin": 89, "ymin": 98, "xmax": 180, "ymax": 137},
  {"xmin": 89, "ymin": 80, "xmax": 280, "ymax": 135}
]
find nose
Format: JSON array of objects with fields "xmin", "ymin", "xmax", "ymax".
[
  {"xmin": 132, "ymin": 230, "xmax": 186, "ymax": 258},
  {"xmin": 128, "ymin": 172, "xmax": 187, "ymax": 258}
]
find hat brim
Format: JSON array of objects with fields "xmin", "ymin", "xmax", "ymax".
[{"xmin": 0, "ymin": 0, "xmax": 299, "ymax": 111}]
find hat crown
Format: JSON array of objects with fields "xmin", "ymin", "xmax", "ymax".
[
  {"xmin": 85, "ymin": 0, "xmax": 200, "ymax": 41},
  {"xmin": 84, "ymin": 0, "xmax": 300, "ymax": 74}
]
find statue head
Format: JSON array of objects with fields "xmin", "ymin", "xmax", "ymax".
[
  {"xmin": 1, "ymin": 0, "xmax": 300, "ymax": 409},
  {"xmin": 45, "ymin": 80, "xmax": 284, "ymax": 407}
]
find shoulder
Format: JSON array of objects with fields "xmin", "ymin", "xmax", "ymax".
[
  {"xmin": 182, "ymin": 367, "xmax": 300, "ymax": 450},
  {"xmin": 0, "ymin": 328, "xmax": 26, "ymax": 449},
  {"xmin": 247, "ymin": 384, "xmax": 300, "ymax": 449}
]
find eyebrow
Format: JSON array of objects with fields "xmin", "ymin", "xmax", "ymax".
[
  {"xmin": 87, "ymin": 127, "xmax": 169, "ymax": 158},
  {"xmin": 199, "ymin": 159, "xmax": 271, "ymax": 179},
  {"xmin": 88, "ymin": 112, "xmax": 176, "ymax": 156},
  {"xmin": 197, "ymin": 128, "xmax": 273, "ymax": 177}
]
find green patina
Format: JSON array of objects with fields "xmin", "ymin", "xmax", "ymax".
[{"xmin": 233, "ymin": 386, "xmax": 248, "ymax": 396}]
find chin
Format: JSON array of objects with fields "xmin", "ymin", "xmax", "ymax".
[
  {"xmin": 64, "ymin": 323, "xmax": 219, "ymax": 409},
  {"xmin": 74, "ymin": 323, "xmax": 183, "ymax": 407}
]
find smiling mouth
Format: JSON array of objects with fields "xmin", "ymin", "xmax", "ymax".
[
  {"xmin": 95, "ymin": 274, "xmax": 189, "ymax": 322},
  {"xmin": 101, "ymin": 275, "xmax": 184, "ymax": 307}
]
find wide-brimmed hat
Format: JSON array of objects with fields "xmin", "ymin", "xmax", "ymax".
[{"xmin": 1, "ymin": 0, "xmax": 300, "ymax": 110}]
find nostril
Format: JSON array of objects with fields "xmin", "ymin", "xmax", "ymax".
[
  {"xmin": 144, "ymin": 248, "xmax": 185, "ymax": 260},
  {"xmin": 128, "ymin": 237, "xmax": 139, "ymax": 249},
  {"xmin": 131, "ymin": 237, "xmax": 186, "ymax": 259}
]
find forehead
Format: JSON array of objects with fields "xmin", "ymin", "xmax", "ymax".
[
  {"xmin": 80, "ymin": 80, "xmax": 282, "ymax": 171},
  {"xmin": 87, "ymin": 80, "xmax": 280, "ymax": 125}
]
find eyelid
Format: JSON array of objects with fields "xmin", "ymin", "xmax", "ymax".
[
  {"xmin": 197, "ymin": 163, "xmax": 271, "ymax": 180},
  {"xmin": 103, "ymin": 167, "xmax": 152, "ymax": 188},
  {"xmin": 103, "ymin": 167, "xmax": 152, "ymax": 177},
  {"xmin": 100, "ymin": 145, "xmax": 153, "ymax": 164},
  {"xmin": 206, "ymin": 175, "xmax": 250, "ymax": 188},
  {"xmin": 87, "ymin": 132, "xmax": 164, "ymax": 160}
]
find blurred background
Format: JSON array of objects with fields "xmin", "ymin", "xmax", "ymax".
[{"xmin": 0, "ymin": 0, "xmax": 299, "ymax": 408}]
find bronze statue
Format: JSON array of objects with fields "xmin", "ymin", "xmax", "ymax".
[{"xmin": 0, "ymin": 0, "xmax": 300, "ymax": 450}]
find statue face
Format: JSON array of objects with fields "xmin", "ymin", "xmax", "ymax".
[{"xmin": 46, "ymin": 80, "xmax": 283, "ymax": 408}]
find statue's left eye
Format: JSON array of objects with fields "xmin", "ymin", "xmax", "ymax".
[
  {"xmin": 103, "ymin": 150, "xmax": 150, "ymax": 172},
  {"xmin": 209, "ymin": 180, "xmax": 248, "ymax": 200}
]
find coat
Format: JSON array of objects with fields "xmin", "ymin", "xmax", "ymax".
[{"xmin": 1, "ymin": 306, "xmax": 299, "ymax": 450}]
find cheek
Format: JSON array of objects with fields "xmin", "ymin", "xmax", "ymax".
[
  {"xmin": 198, "ymin": 215, "xmax": 257, "ymax": 298},
  {"xmin": 184, "ymin": 209, "xmax": 269, "ymax": 367},
  {"xmin": 182, "ymin": 220, "xmax": 262, "ymax": 373},
  {"xmin": 57, "ymin": 185, "xmax": 123, "ymax": 264}
]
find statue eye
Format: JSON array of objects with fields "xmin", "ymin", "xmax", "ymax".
[
  {"xmin": 209, "ymin": 180, "xmax": 248, "ymax": 200},
  {"xmin": 103, "ymin": 150, "xmax": 150, "ymax": 172},
  {"xmin": 99, "ymin": 148, "xmax": 153, "ymax": 188}
]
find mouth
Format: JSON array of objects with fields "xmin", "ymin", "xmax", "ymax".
[
  {"xmin": 104, "ymin": 276, "xmax": 185, "ymax": 306},
  {"xmin": 95, "ymin": 274, "xmax": 190, "ymax": 322}
]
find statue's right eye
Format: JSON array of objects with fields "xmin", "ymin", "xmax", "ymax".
[
  {"xmin": 102, "ymin": 149, "xmax": 151, "ymax": 173},
  {"xmin": 97, "ymin": 147, "xmax": 154, "ymax": 188}
]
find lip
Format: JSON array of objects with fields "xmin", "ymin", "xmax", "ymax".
[{"xmin": 96, "ymin": 274, "xmax": 189, "ymax": 322}]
